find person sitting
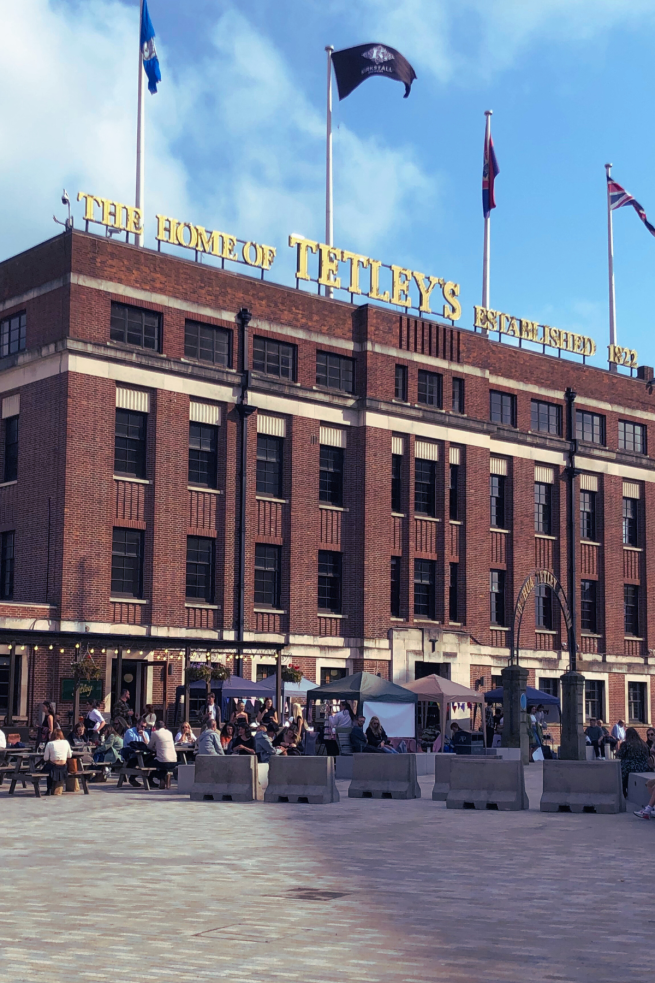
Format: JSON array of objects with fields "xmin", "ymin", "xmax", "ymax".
[
  {"xmin": 67, "ymin": 722, "xmax": 86, "ymax": 747},
  {"xmin": 281, "ymin": 728, "xmax": 302, "ymax": 756},
  {"xmin": 92, "ymin": 726, "xmax": 124, "ymax": 781},
  {"xmin": 350, "ymin": 715, "xmax": 378, "ymax": 753},
  {"xmin": 175, "ymin": 721, "xmax": 195, "ymax": 745},
  {"xmin": 366, "ymin": 716, "xmax": 398, "ymax": 753},
  {"xmin": 219, "ymin": 723, "xmax": 234, "ymax": 751},
  {"xmin": 230, "ymin": 722, "xmax": 256, "ymax": 755},
  {"xmin": 147, "ymin": 720, "xmax": 178, "ymax": 787},
  {"xmin": 634, "ymin": 777, "xmax": 655, "ymax": 819},
  {"xmin": 121, "ymin": 718, "xmax": 151, "ymax": 787},
  {"xmin": 256, "ymin": 698, "xmax": 279, "ymax": 727},
  {"xmin": 142, "ymin": 704, "xmax": 157, "ymax": 729},
  {"xmin": 255, "ymin": 724, "xmax": 285, "ymax": 763},
  {"xmin": 617, "ymin": 727, "xmax": 652, "ymax": 797},
  {"xmin": 113, "ymin": 689, "xmax": 134, "ymax": 731},
  {"xmin": 646, "ymin": 728, "xmax": 655, "ymax": 753},
  {"xmin": 196, "ymin": 719, "xmax": 224, "ymax": 756},
  {"xmin": 43, "ymin": 728, "xmax": 72, "ymax": 795},
  {"xmin": 611, "ymin": 719, "xmax": 626, "ymax": 744},
  {"xmin": 585, "ymin": 718, "xmax": 604, "ymax": 758},
  {"xmin": 0, "ymin": 726, "xmax": 5, "ymax": 749}
]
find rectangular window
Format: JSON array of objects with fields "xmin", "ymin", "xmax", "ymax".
[
  {"xmin": 320, "ymin": 667, "xmax": 347, "ymax": 685},
  {"xmin": 628, "ymin": 681, "xmax": 646, "ymax": 724},
  {"xmin": 390, "ymin": 556, "xmax": 401, "ymax": 618},
  {"xmin": 535, "ymin": 584, "xmax": 553, "ymax": 630},
  {"xmin": 449, "ymin": 464, "xmax": 459, "ymax": 521},
  {"xmin": 394, "ymin": 365, "xmax": 408, "ymax": 401},
  {"xmin": 452, "ymin": 378, "xmax": 465, "ymax": 414},
  {"xmin": 316, "ymin": 351, "xmax": 354, "ymax": 393},
  {"xmin": 414, "ymin": 559, "xmax": 435, "ymax": 620},
  {"xmin": 418, "ymin": 370, "xmax": 442, "ymax": 407},
  {"xmin": 490, "ymin": 474, "xmax": 506, "ymax": 529},
  {"xmin": 580, "ymin": 580, "xmax": 597, "ymax": 634},
  {"xmin": 538, "ymin": 677, "xmax": 559, "ymax": 700},
  {"xmin": 111, "ymin": 529, "xmax": 144, "ymax": 598},
  {"xmin": 576, "ymin": 409, "xmax": 605, "ymax": 445},
  {"xmin": 585, "ymin": 680, "xmax": 604, "ymax": 720},
  {"xmin": 319, "ymin": 445, "xmax": 343, "ymax": 506},
  {"xmin": 490, "ymin": 570, "xmax": 506, "ymax": 626},
  {"xmin": 622, "ymin": 497, "xmax": 638, "ymax": 546},
  {"xmin": 391, "ymin": 454, "xmax": 402, "ymax": 513},
  {"xmin": 490, "ymin": 390, "xmax": 516, "ymax": 426},
  {"xmin": 110, "ymin": 301, "xmax": 160, "ymax": 352},
  {"xmin": 254, "ymin": 544, "xmax": 281, "ymax": 609},
  {"xmin": 624, "ymin": 584, "xmax": 639, "ymax": 636},
  {"xmin": 449, "ymin": 562, "xmax": 459, "ymax": 622},
  {"xmin": 184, "ymin": 320, "xmax": 231, "ymax": 367},
  {"xmin": 579, "ymin": 490, "xmax": 597, "ymax": 541},
  {"xmin": 0, "ymin": 531, "xmax": 14, "ymax": 600},
  {"xmin": 619, "ymin": 420, "xmax": 646, "ymax": 454},
  {"xmin": 414, "ymin": 459, "xmax": 436, "ymax": 517},
  {"xmin": 3, "ymin": 416, "xmax": 18, "ymax": 483},
  {"xmin": 253, "ymin": 336, "xmax": 295, "ymax": 380},
  {"xmin": 531, "ymin": 400, "xmax": 561, "ymax": 436},
  {"xmin": 188, "ymin": 422, "xmax": 218, "ymax": 488},
  {"xmin": 534, "ymin": 482, "xmax": 551, "ymax": 535},
  {"xmin": 256, "ymin": 434, "xmax": 283, "ymax": 498},
  {"xmin": 186, "ymin": 536, "xmax": 214, "ymax": 602},
  {"xmin": 114, "ymin": 409, "xmax": 147, "ymax": 479},
  {"xmin": 0, "ymin": 312, "xmax": 26, "ymax": 358},
  {"xmin": 318, "ymin": 550, "xmax": 341, "ymax": 613}
]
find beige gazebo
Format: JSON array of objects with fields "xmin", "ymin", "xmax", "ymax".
[{"xmin": 403, "ymin": 675, "xmax": 487, "ymax": 750}]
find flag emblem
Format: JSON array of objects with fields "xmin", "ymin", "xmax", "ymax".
[
  {"xmin": 482, "ymin": 131, "xmax": 499, "ymax": 218},
  {"xmin": 362, "ymin": 46, "xmax": 394, "ymax": 64},
  {"xmin": 332, "ymin": 43, "xmax": 417, "ymax": 100},
  {"xmin": 140, "ymin": 0, "xmax": 161, "ymax": 95},
  {"xmin": 608, "ymin": 177, "xmax": 655, "ymax": 237}
]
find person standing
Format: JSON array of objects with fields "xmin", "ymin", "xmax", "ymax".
[
  {"xmin": 113, "ymin": 689, "xmax": 134, "ymax": 730},
  {"xmin": 43, "ymin": 728, "xmax": 72, "ymax": 795},
  {"xmin": 203, "ymin": 693, "xmax": 219, "ymax": 725}
]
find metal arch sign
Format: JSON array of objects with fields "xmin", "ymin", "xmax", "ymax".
[{"xmin": 511, "ymin": 569, "xmax": 572, "ymax": 665}]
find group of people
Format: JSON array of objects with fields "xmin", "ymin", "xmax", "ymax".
[
  {"xmin": 322, "ymin": 700, "xmax": 398, "ymax": 754},
  {"xmin": 193, "ymin": 695, "xmax": 307, "ymax": 762}
]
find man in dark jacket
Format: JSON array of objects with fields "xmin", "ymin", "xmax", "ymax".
[{"xmin": 350, "ymin": 715, "xmax": 381, "ymax": 753}]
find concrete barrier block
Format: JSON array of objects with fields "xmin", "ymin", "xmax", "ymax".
[
  {"xmin": 416, "ymin": 752, "xmax": 437, "ymax": 776},
  {"xmin": 190, "ymin": 755, "xmax": 262, "ymax": 802},
  {"xmin": 264, "ymin": 755, "xmax": 339, "ymax": 803},
  {"xmin": 446, "ymin": 758, "xmax": 528, "ymax": 811},
  {"xmin": 627, "ymin": 772, "xmax": 655, "ymax": 808},
  {"xmin": 335, "ymin": 756, "xmax": 353, "ymax": 779},
  {"xmin": 540, "ymin": 760, "xmax": 625, "ymax": 814},
  {"xmin": 495, "ymin": 748, "xmax": 521, "ymax": 761},
  {"xmin": 348, "ymin": 753, "xmax": 420, "ymax": 799},
  {"xmin": 176, "ymin": 764, "xmax": 195, "ymax": 794},
  {"xmin": 432, "ymin": 754, "xmax": 455, "ymax": 800}
]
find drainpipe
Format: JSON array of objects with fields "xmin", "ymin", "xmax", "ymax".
[
  {"xmin": 235, "ymin": 307, "xmax": 255, "ymax": 677},
  {"xmin": 564, "ymin": 387, "xmax": 578, "ymax": 672}
]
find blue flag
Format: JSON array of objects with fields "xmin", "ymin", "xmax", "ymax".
[{"xmin": 140, "ymin": 0, "xmax": 161, "ymax": 94}]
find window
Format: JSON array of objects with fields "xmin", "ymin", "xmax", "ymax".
[
  {"xmin": 185, "ymin": 320, "xmax": 231, "ymax": 367},
  {"xmin": 624, "ymin": 584, "xmax": 639, "ymax": 636},
  {"xmin": 111, "ymin": 529, "xmax": 144, "ymax": 598},
  {"xmin": 0, "ymin": 531, "xmax": 14, "ymax": 600},
  {"xmin": 535, "ymin": 584, "xmax": 552, "ymax": 630},
  {"xmin": 449, "ymin": 464, "xmax": 459, "ymax": 521},
  {"xmin": 321, "ymin": 667, "xmax": 347, "ymax": 685},
  {"xmin": 3, "ymin": 416, "xmax": 18, "ymax": 483},
  {"xmin": 114, "ymin": 409, "xmax": 147, "ymax": 479},
  {"xmin": 319, "ymin": 445, "xmax": 343, "ymax": 506},
  {"xmin": 490, "ymin": 391, "xmax": 516, "ymax": 426},
  {"xmin": 449, "ymin": 562, "xmax": 459, "ymax": 622},
  {"xmin": 253, "ymin": 336, "xmax": 295, "ymax": 380},
  {"xmin": 579, "ymin": 490, "xmax": 596, "ymax": 541},
  {"xmin": 0, "ymin": 312, "xmax": 26, "ymax": 357},
  {"xmin": 110, "ymin": 301, "xmax": 160, "ymax": 351},
  {"xmin": 316, "ymin": 351, "xmax": 354, "ymax": 393},
  {"xmin": 491, "ymin": 675, "xmax": 504, "ymax": 689},
  {"xmin": 254, "ymin": 544, "xmax": 281, "ymax": 609},
  {"xmin": 538, "ymin": 678, "xmax": 559, "ymax": 700},
  {"xmin": 318, "ymin": 550, "xmax": 341, "ymax": 613},
  {"xmin": 452, "ymin": 378, "xmax": 465, "ymax": 414},
  {"xmin": 619, "ymin": 420, "xmax": 645, "ymax": 454},
  {"xmin": 257, "ymin": 435, "xmax": 283, "ymax": 498},
  {"xmin": 580, "ymin": 580, "xmax": 597, "ymax": 633},
  {"xmin": 256, "ymin": 665, "xmax": 277, "ymax": 682},
  {"xmin": 188, "ymin": 423, "xmax": 217, "ymax": 488},
  {"xmin": 534, "ymin": 482, "xmax": 551, "ymax": 535},
  {"xmin": 585, "ymin": 680, "xmax": 604, "ymax": 720},
  {"xmin": 394, "ymin": 365, "xmax": 408, "ymax": 401},
  {"xmin": 414, "ymin": 459, "xmax": 436, "ymax": 517},
  {"xmin": 628, "ymin": 681, "xmax": 646, "ymax": 724},
  {"xmin": 622, "ymin": 497, "xmax": 638, "ymax": 547},
  {"xmin": 391, "ymin": 454, "xmax": 402, "ymax": 513},
  {"xmin": 390, "ymin": 556, "xmax": 401, "ymax": 617},
  {"xmin": 576, "ymin": 410, "xmax": 605, "ymax": 445},
  {"xmin": 490, "ymin": 475, "xmax": 506, "ymax": 529},
  {"xmin": 531, "ymin": 400, "xmax": 561, "ymax": 436},
  {"xmin": 414, "ymin": 559, "xmax": 435, "ymax": 620},
  {"xmin": 418, "ymin": 370, "xmax": 442, "ymax": 407},
  {"xmin": 186, "ymin": 536, "xmax": 214, "ymax": 602},
  {"xmin": 490, "ymin": 570, "xmax": 506, "ymax": 626}
]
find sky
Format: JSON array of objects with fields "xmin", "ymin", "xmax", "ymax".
[{"xmin": 0, "ymin": 0, "xmax": 654, "ymax": 370}]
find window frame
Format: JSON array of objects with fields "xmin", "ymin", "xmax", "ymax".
[
  {"xmin": 184, "ymin": 320, "xmax": 231, "ymax": 367},
  {"xmin": 585, "ymin": 679, "xmax": 604, "ymax": 721},
  {"xmin": 391, "ymin": 454, "xmax": 402, "ymax": 513},
  {"xmin": 111, "ymin": 528, "xmax": 144, "ymax": 599},
  {"xmin": 622, "ymin": 497, "xmax": 638, "ymax": 547},
  {"xmin": 490, "ymin": 474, "xmax": 506, "ymax": 529},
  {"xmin": 490, "ymin": 569, "xmax": 506, "ymax": 626},
  {"xmin": 252, "ymin": 335, "xmax": 296, "ymax": 380},
  {"xmin": 449, "ymin": 463, "xmax": 459, "ymax": 521},
  {"xmin": 417, "ymin": 370, "xmax": 443, "ymax": 408},
  {"xmin": 538, "ymin": 677, "xmax": 559, "ymax": 700},
  {"xmin": 580, "ymin": 579, "xmax": 598, "ymax": 634},
  {"xmin": 114, "ymin": 409, "xmax": 147, "ymax": 479},
  {"xmin": 624, "ymin": 583, "xmax": 639, "ymax": 636},
  {"xmin": 452, "ymin": 377, "xmax": 465, "ymax": 414},
  {"xmin": 531, "ymin": 399, "xmax": 561, "ymax": 436},
  {"xmin": 449, "ymin": 562, "xmax": 459, "ymax": 623},
  {"xmin": 256, "ymin": 434, "xmax": 283, "ymax": 499},
  {"xmin": 316, "ymin": 351, "xmax": 355, "ymax": 394},
  {"xmin": 535, "ymin": 583, "xmax": 553, "ymax": 630},
  {"xmin": 3, "ymin": 415, "xmax": 18, "ymax": 483},
  {"xmin": 319, "ymin": 444, "xmax": 344, "ymax": 507},
  {"xmin": 576, "ymin": 409, "xmax": 605, "ymax": 446},
  {"xmin": 534, "ymin": 482, "xmax": 552, "ymax": 535},
  {"xmin": 318, "ymin": 550, "xmax": 342, "ymax": 614},
  {"xmin": 254, "ymin": 544, "xmax": 281, "ymax": 609},
  {"xmin": 490, "ymin": 390, "xmax": 516, "ymax": 427},
  {"xmin": 414, "ymin": 458, "xmax": 436, "ymax": 517},
  {"xmin": 110, "ymin": 301, "xmax": 160, "ymax": 352},
  {"xmin": 390, "ymin": 556, "xmax": 401, "ymax": 618},
  {"xmin": 579, "ymin": 489, "xmax": 597, "ymax": 542},
  {"xmin": 0, "ymin": 530, "xmax": 14, "ymax": 600},
  {"xmin": 188, "ymin": 422, "xmax": 218, "ymax": 489},
  {"xmin": 414, "ymin": 558, "xmax": 436, "ymax": 620},
  {"xmin": 0, "ymin": 311, "xmax": 26, "ymax": 358},
  {"xmin": 394, "ymin": 365, "xmax": 408, "ymax": 402},
  {"xmin": 185, "ymin": 535, "xmax": 215, "ymax": 603},
  {"xmin": 628, "ymin": 681, "xmax": 646, "ymax": 724},
  {"xmin": 618, "ymin": 420, "xmax": 646, "ymax": 455}
]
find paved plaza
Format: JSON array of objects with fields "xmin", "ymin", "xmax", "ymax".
[{"xmin": 0, "ymin": 764, "xmax": 651, "ymax": 983}]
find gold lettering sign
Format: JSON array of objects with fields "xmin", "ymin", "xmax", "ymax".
[
  {"xmin": 78, "ymin": 192, "xmax": 143, "ymax": 236},
  {"xmin": 156, "ymin": 214, "xmax": 275, "ymax": 270},
  {"xmin": 474, "ymin": 305, "xmax": 597, "ymax": 358},
  {"xmin": 288, "ymin": 235, "xmax": 460, "ymax": 319},
  {"xmin": 608, "ymin": 344, "xmax": 638, "ymax": 368}
]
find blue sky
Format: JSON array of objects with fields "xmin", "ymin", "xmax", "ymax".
[{"xmin": 0, "ymin": 0, "xmax": 653, "ymax": 369}]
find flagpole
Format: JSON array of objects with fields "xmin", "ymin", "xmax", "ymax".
[
  {"xmin": 325, "ymin": 45, "xmax": 334, "ymax": 298},
  {"xmin": 605, "ymin": 162, "xmax": 617, "ymax": 370},
  {"xmin": 482, "ymin": 110, "xmax": 492, "ymax": 312},
  {"xmin": 135, "ymin": 0, "xmax": 145, "ymax": 248}
]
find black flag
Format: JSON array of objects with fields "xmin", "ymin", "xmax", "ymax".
[{"xmin": 331, "ymin": 43, "xmax": 417, "ymax": 100}]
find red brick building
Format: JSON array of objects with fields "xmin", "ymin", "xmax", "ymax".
[{"xmin": 0, "ymin": 228, "xmax": 653, "ymax": 732}]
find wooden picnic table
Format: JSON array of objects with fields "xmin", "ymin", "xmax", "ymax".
[{"xmin": 2, "ymin": 748, "xmax": 94, "ymax": 797}]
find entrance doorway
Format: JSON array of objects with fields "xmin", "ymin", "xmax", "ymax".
[
  {"xmin": 111, "ymin": 659, "xmax": 144, "ymax": 716},
  {"xmin": 414, "ymin": 661, "xmax": 450, "ymax": 680}
]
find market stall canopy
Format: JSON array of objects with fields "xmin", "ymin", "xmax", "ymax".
[
  {"xmin": 484, "ymin": 685, "xmax": 560, "ymax": 707},
  {"xmin": 257, "ymin": 674, "xmax": 318, "ymax": 696},
  {"xmin": 308, "ymin": 671, "xmax": 418, "ymax": 704},
  {"xmin": 403, "ymin": 675, "xmax": 482, "ymax": 704}
]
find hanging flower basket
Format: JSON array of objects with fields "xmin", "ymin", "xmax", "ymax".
[
  {"xmin": 281, "ymin": 664, "xmax": 303, "ymax": 684},
  {"xmin": 188, "ymin": 662, "xmax": 230, "ymax": 684},
  {"xmin": 72, "ymin": 654, "xmax": 102, "ymax": 684}
]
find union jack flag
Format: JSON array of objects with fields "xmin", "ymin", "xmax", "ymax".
[
  {"xmin": 608, "ymin": 177, "xmax": 655, "ymax": 237},
  {"xmin": 482, "ymin": 130, "xmax": 499, "ymax": 218}
]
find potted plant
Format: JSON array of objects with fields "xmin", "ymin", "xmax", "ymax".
[{"xmin": 281, "ymin": 664, "xmax": 303, "ymax": 684}]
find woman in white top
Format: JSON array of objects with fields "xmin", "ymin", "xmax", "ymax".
[
  {"xmin": 43, "ymin": 728, "xmax": 72, "ymax": 795},
  {"xmin": 175, "ymin": 722, "xmax": 195, "ymax": 745}
]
